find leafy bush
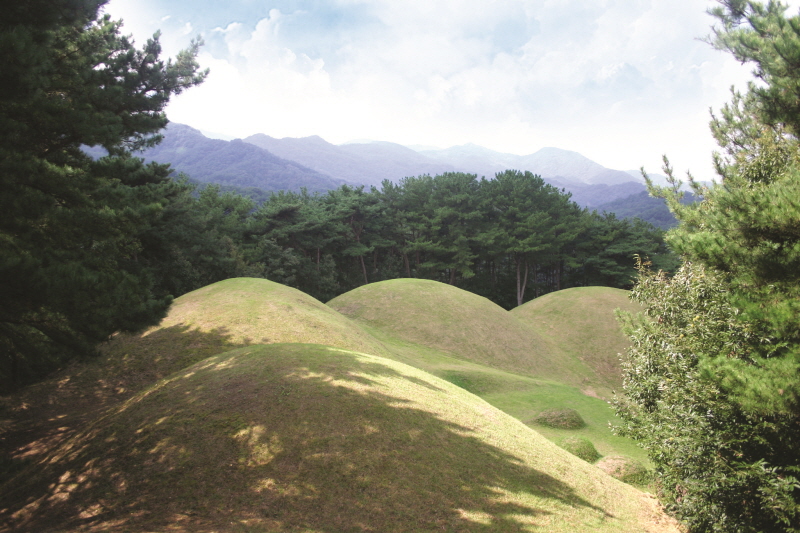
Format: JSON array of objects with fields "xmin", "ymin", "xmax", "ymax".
[
  {"xmin": 531, "ymin": 408, "xmax": 586, "ymax": 429},
  {"xmin": 557, "ymin": 436, "xmax": 600, "ymax": 463}
]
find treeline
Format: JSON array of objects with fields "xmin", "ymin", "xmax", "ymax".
[{"xmin": 157, "ymin": 169, "xmax": 676, "ymax": 311}]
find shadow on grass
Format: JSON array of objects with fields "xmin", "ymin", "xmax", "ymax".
[
  {"xmin": 0, "ymin": 325, "xmax": 245, "ymax": 498},
  {"xmin": 1, "ymin": 343, "xmax": 621, "ymax": 532}
]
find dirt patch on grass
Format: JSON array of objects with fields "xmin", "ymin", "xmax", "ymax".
[{"xmin": 597, "ymin": 455, "xmax": 652, "ymax": 486}]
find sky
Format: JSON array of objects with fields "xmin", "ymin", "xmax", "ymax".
[{"xmin": 102, "ymin": 0, "xmax": 800, "ymax": 180}]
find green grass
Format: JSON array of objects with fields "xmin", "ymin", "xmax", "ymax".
[
  {"xmin": 42, "ymin": 277, "xmax": 392, "ymax": 408},
  {"xmin": 0, "ymin": 278, "xmax": 677, "ymax": 531},
  {"xmin": 0, "ymin": 344, "xmax": 667, "ymax": 532},
  {"xmin": 328, "ymin": 278, "xmax": 596, "ymax": 383},
  {"xmin": 532, "ymin": 408, "xmax": 587, "ymax": 429},
  {"xmin": 328, "ymin": 280, "xmax": 649, "ymax": 464},
  {"xmin": 558, "ymin": 436, "xmax": 602, "ymax": 463},
  {"xmin": 512, "ymin": 286, "xmax": 642, "ymax": 396},
  {"xmin": 483, "ymin": 383, "xmax": 647, "ymax": 462}
]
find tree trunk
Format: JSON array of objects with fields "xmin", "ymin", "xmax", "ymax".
[
  {"xmin": 403, "ymin": 252, "xmax": 411, "ymax": 277},
  {"xmin": 360, "ymin": 255, "xmax": 368, "ymax": 285},
  {"xmin": 557, "ymin": 260, "xmax": 563, "ymax": 290},
  {"xmin": 516, "ymin": 257, "xmax": 529, "ymax": 307}
]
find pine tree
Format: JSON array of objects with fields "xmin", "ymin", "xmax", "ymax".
[
  {"xmin": 616, "ymin": 1, "xmax": 800, "ymax": 530},
  {"xmin": 0, "ymin": 0, "xmax": 206, "ymax": 389}
]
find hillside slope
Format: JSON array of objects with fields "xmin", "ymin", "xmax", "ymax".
[
  {"xmin": 100, "ymin": 277, "xmax": 390, "ymax": 394},
  {"xmin": 328, "ymin": 278, "xmax": 589, "ymax": 382},
  {"xmin": 0, "ymin": 278, "xmax": 389, "ymax": 468},
  {"xmin": 328, "ymin": 280, "xmax": 647, "ymax": 462},
  {"xmin": 512, "ymin": 286, "xmax": 641, "ymax": 396},
  {"xmin": 0, "ymin": 344, "xmax": 676, "ymax": 533}
]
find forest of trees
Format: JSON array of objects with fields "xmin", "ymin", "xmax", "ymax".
[{"xmin": 185, "ymin": 171, "xmax": 675, "ymax": 307}]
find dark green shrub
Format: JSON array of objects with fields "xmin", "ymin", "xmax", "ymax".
[
  {"xmin": 557, "ymin": 436, "xmax": 601, "ymax": 463},
  {"xmin": 531, "ymin": 408, "xmax": 586, "ymax": 429}
]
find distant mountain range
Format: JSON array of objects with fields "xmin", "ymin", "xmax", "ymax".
[
  {"xmin": 121, "ymin": 123, "xmax": 681, "ymax": 224},
  {"xmin": 243, "ymin": 133, "xmax": 454, "ymax": 187},
  {"xmin": 140, "ymin": 124, "xmax": 346, "ymax": 193}
]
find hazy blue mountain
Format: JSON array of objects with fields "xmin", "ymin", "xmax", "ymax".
[
  {"xmin": 417, "ymin": 144, "xmax": 644, "ymax": 206},
  {"xmin": 103, "ymin": 124, "xmax": 660, "ymax": 206},
  {"xmin": 244, "ymin": 135, "xmax": 455, "ymax": 187},
  {"xmin": 515, "ymin": 147, "xmax": 636, "ymax": 185},
  {"xmin": 421, "ymin": 145, "xmax": 635, "ymax": 185},
  {"xmin": 138, "ymin": 124, "xmax": 346, "ymax": 193},
  {"xmin": 595, "ymin": 189, "xmax": 699, "ymax": 229},
  {"xmin": 546, "ymin": 178, "xmax": 647, "ymax": 208},
  {"xmin": 418, "ymin": 143, "xmax": 513, "ymax": 178}
]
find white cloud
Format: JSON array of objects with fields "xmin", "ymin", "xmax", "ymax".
[{"xmin": 103, "ymin": 0, "xmax": 768, "ymax": 179}]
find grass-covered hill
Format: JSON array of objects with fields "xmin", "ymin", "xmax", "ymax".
[
  {"xmin": 0, "ymin": 344, "xmax": 675, "ymax": 532},
  {"xmin": 0, "ymin": 278, "xmax": 677, "ymax": 532},
  {"xmin": 512, "ymin": 286, "xmax": 643, "ymax": 397},
  {"xmin": 8, "ymin": 278, "xmax": 390, "ymax": 418},
  {"xmin": 328, "ymin": 279, "xmax": 648, "ymax": 466},
  {"xmin": 328, "ymin": 278, "xmax": 584, "ymax": 381}
]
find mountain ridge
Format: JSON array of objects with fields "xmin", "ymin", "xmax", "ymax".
[{"xmin": 123, "ymin": 123, "xmax": 651, "ymax": 207}]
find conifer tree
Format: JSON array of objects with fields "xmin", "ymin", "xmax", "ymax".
[
  {"xmin": 616, "ymin": 1, "xmax": 800, "ymax": 530},
  {"xmin": 0, "ymin": 0, "xmax": 206, "ymax": 389}
]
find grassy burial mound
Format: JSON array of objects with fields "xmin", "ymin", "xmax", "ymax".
[
  {"xmin": 0, "ymin": 344, "xmax": 676, "ymax": 533},
  {"xmin": 94, "ymin": 277, "xmax": 390, "ymax": 398},
  {"xmin": 328, "ymin": 279, "xmax": 646, "ymax": 464},
  {"xmin": 0, "ymin": 278, "xmax": 390, "ymax": 482},
  {"xmin": 512, "ymin": 286, "xmax": 642, "ymax": 397},
  {"xmin": 145, "ymin": 276, "xmax": 388, "ymax": 354},
  {"xmin": 328, "ymin": 278, "xmax": 591, "ymax": 383}
]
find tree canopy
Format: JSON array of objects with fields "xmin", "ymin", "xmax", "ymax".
[
  {"xmin": 0, "ymin": 0, "xmax": 206, "ymax": 388},
  {"xmin": 615, "ymin": 1, "xmax": 800, "ymax": 530}
]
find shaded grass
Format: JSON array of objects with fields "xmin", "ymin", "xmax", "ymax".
[{"xmin": 0, "ymin": 344, "xmax": 666, "ymax": 532}]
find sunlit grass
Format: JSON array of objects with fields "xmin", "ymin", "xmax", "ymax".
[
  {"xmin": 0, "ymin": 278, "xmax": 677, "ymax": 531},
  {"xmin": 328, "ymin": 280, "xmax": 648, "ymax": 463},
  {"xmin": 1, "ymin": 344, "xmax": 668, "ymax": 532}
]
